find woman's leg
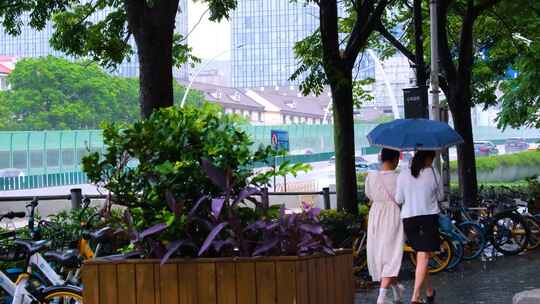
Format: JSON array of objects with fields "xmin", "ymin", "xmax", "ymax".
[
  {"xmin": 381, "ymin": 277, "xmax": 394, "ymax": 289},
  {"xmin": 378, "ymin": 277, "xmax": 396, "ymax": 303},
  {"xmin": 411, "ymin": 251, "xmax": 430, "ymax": 302}
]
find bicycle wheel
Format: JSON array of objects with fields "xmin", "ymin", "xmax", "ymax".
[
  {"xmin": 40, "ymin": 285, "xmax": 83, "ymax": 303},
  {"xmin": 351, "ymin": 231, "xmax": 367, "ymax": 275},
  {"xmin": 524, "ymin": 215, "xmax": 540, "ymax": 250},
  {"xmin": 408, "ymin": 233, "xmax": 454, "ymax": 274},
  {"xmin": 489, "ymin": 212, "xmax": 530, "ymax": 256},
  {"xmin": 458, "ymin": 222, "xmax": 486, "ymax": 260}
]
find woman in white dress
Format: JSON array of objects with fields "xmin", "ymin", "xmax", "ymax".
[{"xmin": 365, "ymin": 148, "xmax": 405, "ymax": 304}]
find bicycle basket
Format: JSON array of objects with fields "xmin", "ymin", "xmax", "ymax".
[{"xmin": 438, "ymin": 214, "xmax": 453, "ymax": 233}]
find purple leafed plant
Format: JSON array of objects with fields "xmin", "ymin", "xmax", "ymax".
[
  {"xmin": 250, "ymin": 203, "xmax": 334, "ymax": 257},
  {"xmin": 194, "ymin": 160, "xmax": 334, "ymax": 259},
  {"xmin": 120, "ymin": 158, "xmax": 331, "ymax": 264}
]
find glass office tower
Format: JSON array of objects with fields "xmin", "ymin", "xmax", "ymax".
[
  {"xmin": 231, "ymin": 0, "xmax": 377, "ymax": 88},
  {"xmin": 231, "ymin": 0, "xmax": 319, "ymax": 88},
  {"xmin": 0, "ymin": 1, "xmax": 189, "ymax": 79}
]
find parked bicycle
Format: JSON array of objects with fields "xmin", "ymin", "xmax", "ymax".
[{"xmin": 0, "ymin": 211, "xmax": 83, "ymax": 304}]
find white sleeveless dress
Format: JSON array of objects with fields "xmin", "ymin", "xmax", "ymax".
[{"xmin": 365, "ymin": 170, "xmax": 404, "ymax": 282}]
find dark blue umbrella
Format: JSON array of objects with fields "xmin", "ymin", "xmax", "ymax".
[{"xmin": 367, "ymin": 119, "xmax": 464, "ymax": 151}]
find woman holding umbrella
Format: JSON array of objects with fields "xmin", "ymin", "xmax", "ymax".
[
  {"xmin": 367, "ymin": 118, "xmax": 464, "ymax": 304},
  {"xmin": 396, "ymin": 150, "xmax": 443, "ymax": 304}
]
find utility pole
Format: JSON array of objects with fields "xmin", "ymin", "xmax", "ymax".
[
  {"xmin": 429, "ymin": 0, "xmax": 450, "ymax": 199},
  {"xmin": 429, "ymin": 0, "xmax": 439, "ymax": 121}
]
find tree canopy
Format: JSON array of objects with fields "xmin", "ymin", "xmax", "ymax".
[
  {"xmin": 291, "ymin": 0, "xmax": 539, "ymax": 204},
  {"xmin": 0, "ymin": 0, "xmax": 235, "ymax": 117},
  {"xmin": 372, "ymin": 0, "xmax": 539, "ymax": 203},
  {"xmin": 0, "ymin": 56, "xmax": 204, "ymax": 130},
  {"xmin": 291, "ymin": 0, "xmax": 391, "ymax": 214}
]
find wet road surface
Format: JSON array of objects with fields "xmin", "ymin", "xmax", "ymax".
[{"xmin": 355, "ymin": 249, "xmax": 540, "ymax": 304}]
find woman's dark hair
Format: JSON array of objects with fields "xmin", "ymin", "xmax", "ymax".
[
  {"xmin": 380, "ymin": 148, "xmax": 400, "ymax": 163},
  {"xmin": 411, "ymin": 150, "xmax": 436, "ymax": 178}
]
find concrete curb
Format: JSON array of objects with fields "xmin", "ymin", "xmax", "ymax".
[{"xmin": 513, "ymin": 289, "xmax": 540, "ymax": 304}]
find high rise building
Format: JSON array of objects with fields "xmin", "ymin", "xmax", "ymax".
[
  {"xmin": 231, "ymin": 0, "xmax": 319, "ymax": 88},
  {"xmin": 0, "ymin": 1, "xmax": 189, "ymax": 79}
]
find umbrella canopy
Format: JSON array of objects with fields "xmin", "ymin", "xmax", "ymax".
[{"xmin": 367, "ymin": 119, "xmax": 464, "ymax": 151}]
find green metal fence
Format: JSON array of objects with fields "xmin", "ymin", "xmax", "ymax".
[
  {"xmin": 0, "ymin": 171, "xmax": 89, "ymax": 191},
  {"xmin": 0, "ymin": 125, "xmax": 539, "ymax": 191},
  {"xmin": 0, "ymin": 130, "xmax": 104, "ymax": 176}
]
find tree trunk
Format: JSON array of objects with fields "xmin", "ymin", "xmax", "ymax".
[
  {"xmin": 125, "ymin": 0, "xmax": 179, "ymax": 118},
  {"xmin": 330, "ymin": 69, "xmax": 358, "ymax": 214},
  {"xmin": 448, "ymin": 88, "xmax": 478, "ymax": 206}
]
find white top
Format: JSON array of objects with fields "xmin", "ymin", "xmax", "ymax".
[
  {"xmin": 365, "ymin": 170, "xmax": 398, "ymax": 203},
  {"xmin": 395, "ymin": 167, "xmax": 444, "ymax": 219}
]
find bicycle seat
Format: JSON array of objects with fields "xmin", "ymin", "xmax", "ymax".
[
  {"xmin": 44, "ymin": 250, "xmax": 81, "ymax": 268},
  {"xmin": 84, "ymin": 227, "xmax": 114, "ymax": 243},
  {"xmin": 13, "ymin": 239, "xmax": 49, "ymax": 255}
]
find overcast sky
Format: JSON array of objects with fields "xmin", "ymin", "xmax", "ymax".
[{"xmin": 188, "ymin": 1, "xmax": 231, "ymax": 60}]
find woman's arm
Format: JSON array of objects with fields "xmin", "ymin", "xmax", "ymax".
[
  {"xmin": 434, "ymin": 169, "xmax": 444, "ymax": 201},
  {"xmin": 365, "ymin": 173, "xmax": 373, "ymax": 201},
  {"xmin": 395, "ymin": 174, "xmax": 405, "ymax": 205}
]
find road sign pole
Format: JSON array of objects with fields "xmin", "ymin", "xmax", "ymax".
[{"xmin": 273, "ymin": 156, "xmax": 277, "ymax": 192}]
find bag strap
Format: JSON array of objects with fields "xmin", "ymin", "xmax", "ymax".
[
  {"xmin": 431, "ymin": 167, "xmax": 445, "ymax": 210},
  {"xmin": 378, "ymin": 172, "xmax": 400, "ymax": 206},
  {"xmin": 431, "ymin": 167, "xmax": 439, "ymax": 190}
]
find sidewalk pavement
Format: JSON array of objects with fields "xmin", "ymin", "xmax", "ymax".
[{"xmin": 355, "ymin": 249, "xmax": 540, "ymax": 304}]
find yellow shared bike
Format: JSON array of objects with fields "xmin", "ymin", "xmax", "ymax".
[{"xmin": 350, "ymin": 207, "xmax": 454, "ymax": 275}]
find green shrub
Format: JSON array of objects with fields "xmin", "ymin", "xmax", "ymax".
[
  {"xmin": 526, "ymin": 176, "xmax": 540, "ymax": 213},
  {"xmin": 319, "ymin": 209, "xmax": 359, "ymax": 248},
  {"xmin": 357, "ymin": 172, "xmax": 367, "ymax": 186},
  {"xmin": 82, "ymin": 105, "xmax": 307, "ymax": 256},
  {"xmin": 450, "ymin": 151, "xmax": 540, "ymax": 173}
]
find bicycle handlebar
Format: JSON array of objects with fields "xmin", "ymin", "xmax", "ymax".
[{"xmin": 0, "ymin": 211, "xmax": 26, "ymax": 221}]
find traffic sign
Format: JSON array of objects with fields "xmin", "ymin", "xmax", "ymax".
[
  {"xmin": 271, "ymin": 130, "xmax": 289, "ymax": 152},
  {"xmin": 403, "ymin": 86, "xmax": 429, "ymax": 119}
]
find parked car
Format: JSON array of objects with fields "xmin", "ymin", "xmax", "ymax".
[
  {"xmin": 355, "ymin": 156, "xmax": 370, "ymax": 173},
  {"xmin": 355, "ymin": 162, "xmax": 369, "ymax": 173},
  {"xmin": 505, "ymin": 138, "xmax": 529, "ymax": 153},
  {"xmin": 474, "ymin": 141, "xmax": 499, "ymax": 157}
]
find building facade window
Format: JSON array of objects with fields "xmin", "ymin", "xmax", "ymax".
[{"xmin": 231, "ymin": 0, "xmax": 319, "ymax": 88}]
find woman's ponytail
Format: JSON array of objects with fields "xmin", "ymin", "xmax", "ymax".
[{"xmin": 410, "ymin": 151, "xmax": 436, "ymax": 178}]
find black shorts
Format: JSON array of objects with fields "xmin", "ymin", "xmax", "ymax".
[{"xmin": 403, "ymin": 214, "xmax": 441, "ymax": 252}]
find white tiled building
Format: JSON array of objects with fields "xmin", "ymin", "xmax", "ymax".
[{"xmin": 0, "ymin": 56, "xmax": 16, "ymax": 91}]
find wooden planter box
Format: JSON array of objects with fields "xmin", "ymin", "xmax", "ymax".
[{"xmin": 82, "ymin": 250, "xmax": 354, "ymax": 304}]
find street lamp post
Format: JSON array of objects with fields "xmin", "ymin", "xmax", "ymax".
[
  {"xmin": 430, "ymin": 0, "xmax": 451, "ymax": 199},
  {"xmin": 180, "ymin": 44, "xmax": 246, "ymax": 108},
  {"xmin": 429, "ymin": 0, "xmax": 440, "ymax": 121}
]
